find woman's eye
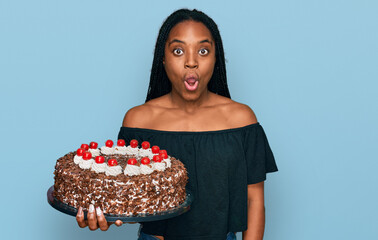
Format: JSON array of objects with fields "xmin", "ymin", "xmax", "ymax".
[
  {"xmin": 173, "ymin": 48, "xmax": 183, "ymax": 55},
  {"xmin": 199, "ymin": 48, "xmax": 209, "ymax": 55}
]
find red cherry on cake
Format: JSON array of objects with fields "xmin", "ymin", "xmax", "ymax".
[
  {"xmin": 89, "ymin": 141, "xmax": 98, "ymax": 149},
  {"xmin": 76, "ymin": 148, "xmax": 85, "ymax": 156},
  {"xmin": 108, "ymin": 158, "xmax": 118, "ymax": 166},
  {"xmin": 130, "ymin": 139, "xmax": 138, "ymax": 148},
  {"xmin": 159, "ymin": 149, "xmax": 167, "ymax": 156},
  {"xmin": 81, "ymin": 144, "xmax": 89, "ymax": 151},
  {"xmin": 151, "ymin": 145, "xmax": 160, "ymax": 154},
  {"xmin": 141, "ymin": 157, "xmax": 150, "ymax": 165},
  {"xmin": 95, "ymin": 156, "xmax": 105, "ymax": 164},
  {"xmin": 105, "ymin": 140, "xmax": 114, "ymax": 148},
  {"xmin": 153, "ymin": 155, "xmax": 162, "ymax": 163},
  {"xmin": 159, "ymin": 150, "xmax": 168, "ymax": 159},
  {"xmin": 82, "ymin": 152, "xmax": 92, "ymax": 160},
  {"xmin": 117, "ymin": 139, "xmax": 125, "ymax": 147},
  {"xmin": 127, "ymin": 158, "xmax": 137, "ymax": 165},
  {"xmin": 141, "ymin": 141, "xmax": 150, "ymax": 149}
]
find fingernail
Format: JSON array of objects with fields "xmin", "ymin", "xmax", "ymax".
[
  {"xmin": 78, "ymin": 207, "xmax": 83, "ymax": 216},
  {"xmin": 96, "ymin": 207, "xmax": 102, "ymax": 216},
  {"xmin": 89, "ymin": 204, "xmax": 95, "ymax": 213}
]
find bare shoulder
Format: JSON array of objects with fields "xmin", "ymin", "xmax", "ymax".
[
  {"xmin": 227, "ymin": 101, "xmax": 258, "ymax": 127},
  {"xmin": 122, "ymin": 95, "xmax": 169, "ymax": 128},
  {"xmin": 211, "ymin": 95, "xmax": 257, "ymax": 128},
  {"xmin": 122, "ymin": 104, "xmax": 151, "ymax": 128}
]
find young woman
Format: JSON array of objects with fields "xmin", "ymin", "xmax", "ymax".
[{"xmin": 76, "ymin": 9, "xmax": 278, "ymax": 240}]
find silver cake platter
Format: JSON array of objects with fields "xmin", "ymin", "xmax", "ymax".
[{"xmin": 47, "ymin": 186, "xmax": 193, "ymax": 222}]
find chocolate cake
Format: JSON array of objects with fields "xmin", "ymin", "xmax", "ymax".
[{"xmin": 53, "ymin": 139, "xmax": 188, "ymax": 215}]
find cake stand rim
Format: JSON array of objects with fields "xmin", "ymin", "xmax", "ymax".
[{"xmin": 47, "ymin": 185, "xmax": 193, "ymax": 222}]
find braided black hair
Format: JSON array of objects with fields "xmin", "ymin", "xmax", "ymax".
[{"xmin": 145, "ymin": 8, "xmax": 231, "ymax": 102}]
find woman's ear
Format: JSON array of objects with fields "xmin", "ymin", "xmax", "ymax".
[{"xmin": 163, "ymin": 56, "xmax": 165, "ymax": 65}]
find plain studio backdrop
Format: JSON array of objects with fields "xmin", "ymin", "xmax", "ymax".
[{"xmin": 1, "ymin": 0, "xmax": 377, "ymax": 239}]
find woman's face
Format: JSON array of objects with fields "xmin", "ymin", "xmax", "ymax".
[{"xmin": 164, "ymin": 20, "xmax": 216, "ymax": 101}]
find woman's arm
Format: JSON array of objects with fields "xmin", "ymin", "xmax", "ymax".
[{"xmin": 242, "ymin": 182, "xmax": 265, "ymax": 240}]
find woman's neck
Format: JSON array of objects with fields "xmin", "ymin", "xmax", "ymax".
[{"xmin": 169, "ymin": 90, "xmax": 212, "ymax": 113}]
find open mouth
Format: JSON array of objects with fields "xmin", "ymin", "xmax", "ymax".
[{"xmin": 184, "ymin": 76, "xmax": 199, "ymax": 91}]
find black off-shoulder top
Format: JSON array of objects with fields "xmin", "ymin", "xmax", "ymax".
[{"xmin": 118, "ymin": 123, "xmax": 278, "ymax": 240}]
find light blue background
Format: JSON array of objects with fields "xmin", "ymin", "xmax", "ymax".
[{"xmin": 1, "ymin": 0, "xmax": 377, "ymax": 239}]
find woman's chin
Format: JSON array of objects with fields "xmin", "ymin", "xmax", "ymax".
[
  {"xmin": 171, "ymin": 85, "xmax": 209, "ymax": 102},
  {"xmin": 181, "ymin": 90, "xmax": 209, "ymax": 102}
]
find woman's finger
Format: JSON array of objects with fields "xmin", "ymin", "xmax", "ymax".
[
  {"xmin": 96, "ymin": 207, "xmax": 110, "ymax": 231},
  {"xmin": 114, "ymin": 220, "xmax": 123, "ymax": 227},
  {"xmin": 76, "ymin": 207, "xmax": 87, "ymax": 228},
  {"xmin": 87, "ymin": 204, "xmax": 98, "ymax": 231}
]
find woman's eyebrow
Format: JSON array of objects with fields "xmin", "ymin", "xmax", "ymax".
[
  {"xmin": 168, "ymin": 39, "xmax": 213, "ymax": 46},
  {"xmin": 199, "ymin": 39, "xmax": 213, "ymax": 45},
  {"xmin": 168, "ymin": 39, "xmax": 184, "ymax": 46}
]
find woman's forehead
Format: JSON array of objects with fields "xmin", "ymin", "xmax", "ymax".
[{"xmin": 167, "ymin": 20, "xmax": 214, "ymax": 43}]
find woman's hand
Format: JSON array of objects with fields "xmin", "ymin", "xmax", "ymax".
[{"xmin": 76, "ymin": 204, "xmax": 123, "ymax": 231}]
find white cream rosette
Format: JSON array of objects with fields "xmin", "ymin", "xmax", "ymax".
[
  {"xmin": 125, "ymin": 146, "xmax": 139, "ymax": 155},
  {"xmin": 114, "ymin": 146, "xmax": 127, "ymax": 155},
  {"xmin": 153, "ymin": 162, "xmax": 166, "ymax": 171},
  {"xmin": 140, "ymin": 164, "xmax": 154, "ymax": 175},
  {"xmin": 105, "ymin": 165, "xmax": 122, "ymax": 176},
  {"xmin": 73, "ymin": 155, "xmax": 83, "ymax": 165},
  {"xmin": 91, "ymin": 162, "xmax": 106, "ymax": 173},
  {"xmin": 124, "ymin": 164, "xmax": 141, "ymax": 176},
  {"xmin": 88, "ymin": 148, "xmax": 100, "ymax": 157},
  {"xmin": 139, "ymin": 148, "xmax": 154, "ymax": 158},
  {"xmin": 79, "ymin": 159, "xmax": 94, "ymax": 169},
  {"xmin": 101, "ymin": 146, "xmax": 114, "ymax": 155}
]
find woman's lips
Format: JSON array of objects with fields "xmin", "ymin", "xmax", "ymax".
[
  {"xmin": 184, "ymin": 78, "xmax": 198, "ymax": 91},
  {"xmin": 184, "ymin": 76, "xmax": 199, "ymax": 91}
]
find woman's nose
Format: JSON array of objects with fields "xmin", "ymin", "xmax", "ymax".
[{"xmin": 185, "ymin": 51, "xmax": 198, "ymax": 69}]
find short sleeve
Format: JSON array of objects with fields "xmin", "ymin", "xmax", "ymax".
[{"xmin": 243, "ymin": 124, "xmax": 278, "ymax": 184}]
